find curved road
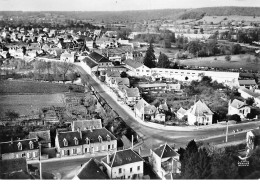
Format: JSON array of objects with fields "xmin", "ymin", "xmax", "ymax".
[{"xmin": 76, "ymin": 65, "xmax": 260, "ymax": 149}]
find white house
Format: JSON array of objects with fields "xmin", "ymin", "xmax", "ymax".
[
  {"xmin": 101, "ymin": 149, "xmax": 144, "ymax": 179},
  {"xmin": 150, "ymin": 143, "xmax": 180, "ymax": 179},
  {"xmin": 124, "ymin": 59, "xmax": 151, "ymax": 77},
  {"xmin": 228, "ymin": 99, "xmax": 251, "ymax": 120},
  {"xmin": 186, "ymin": 100, "xmax": 213, "ymax": 125},
  {"xmin": 60, "ymin": 52, "xmax": 75, "ymax": 63},
  {"xmin": 238, "ymin": 88, "xmax": 260, "ymax": 108},
  {"xmin": 176, "ymin": 107, "xmax": 187, "ymax": 120}
]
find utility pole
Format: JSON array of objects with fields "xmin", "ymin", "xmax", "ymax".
[
  {"xmin": 225, "ymin": 121, "xmax": 229, "ymax": 143},
  {"xmin": 39, "ymin": 143, "xmax": 42, "ymax": 180}
]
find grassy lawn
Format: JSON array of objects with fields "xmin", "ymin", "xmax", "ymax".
[
  {"xmin": 0, "ymin": 80, "xmax": 74, "ymax": 94},
  {"xmin": 0, "ymin": 94, "xmax": 64, "ymax": 117},
  {"xmin": 179, "ymin": 54, "xmax": 260, "ymax": 71}
]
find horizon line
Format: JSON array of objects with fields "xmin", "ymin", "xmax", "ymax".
[{"xmin": 0, "ymin": 6, "xmax": 260, "ymax": 12}]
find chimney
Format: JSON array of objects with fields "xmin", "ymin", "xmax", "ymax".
[{"xmin": 107, "ymin": 154, "xmax": 110, "ymax": 164}]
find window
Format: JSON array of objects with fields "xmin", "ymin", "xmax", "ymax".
[
  {"xmin": 102, "ymin": 145, "xmax": 105, "ymax": 151},
  {"xmin": 63, "ymin": 138, "xmax": 68, "ymax": 147},
  {"xmin": 108, "ymin": 145, "xmax": 111, "ymax": 150},
  {"xmin": 130, "ymin": 168, "xmax": 132, "ymax": 173},
  {"xmin": 119, "ymin": 168, "xmax": 122, "ymax": 174},
  {"xmin": 107, "ymin": 135, "xmax": 111, "ymax": 141},
  {"xmin": 29, "ymin": 141, "xmax": 34, "ymax": 149},
  {"xmin": 86, "ymin": 138, "xmax": 90, "ymax": 144},
  {"xmin": 112, "ymin": 144, "xmax": 114, "ymax": 149},
  {"xmin": 73, "ymin": 148, "xmax": 77, "ymax": 154},
  {"xmin": 137, "ymin": 166, "xmax": 140, "ymax": 171},
  {"xmin": 17, "ymin": 142, "xmax": 22, "ymax": 151},
  {"xmin": 98, "ymin": 135, "xmax": 103, "ymax": 143},
  {"xmin": 74, "ymin": 137, "xmax": 78, "ymax": 145},
  {"xmin": 85, "ymin": 148, "xmax": 89, "ymax": 153},
  {"xmin": 96, "ymin": 146, "xmax": 99, "ymax": 151}
]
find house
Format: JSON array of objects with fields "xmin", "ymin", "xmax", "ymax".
[
  {"xmin": 0, "ymin": 158, "xmax": 32, "ymax": 179},
  {"xmin": 246, "ymin": 128, "xmax": 260, "ymax": 150},
  {"xmin": 73, "ymin": 158, "xmax": 108, "ymax": 180},
  {"xmin": 138, "ymin": 83, "xmax": 167, "ymax": 94},
  {"xmin": 82, "ymin": 56, "xmax": 98, "ymax": 74},
  {"xmin": 124, "ymin": 59, "xmax": 151, "ymax": 77},
  {"xmin": 186, "ymin": 100, "xmax": 213, "ymax": 125},
  {"xmin": 81, "ymin": 128, "xmax": 117, "ymax": 155},
  {"xmin": 239, "ymin": 79, "xmax": 257, "ymax": 89},
  {"xmin": 71, "ymin": 119, "xmax": 102, "ymax": 131},
  {"xmin": 124, "ymin": 87, "xmax": 140, "ymax": 106},
  {"xmin": 135, "ymin": 99, "xmax": 158, "ymax": 121},
  {"xmin": 114, "ymin": 77, "xmax": 130, "ymax": 89},
  {"xmin": 105, "ymin": 70, "xmax": 121, "ymax": 86},
  {"xmin": 176, "ymin": 107, "xmax": 187, "ymax": 120},
  {"xmin": 228, "ymin": 99, "xmax": 251, "ymax": 120},
  {"xmin": 149, "ymin": 143, "xmax": 180, "ymax": 179},
  {"xmin": 0, "ymin": 138, "xmax": 39, "ymax": 160},
  {"xmin": 238, "ymin": 88, "xmax": 260, "ymax": 108},
  {"xmin": 88, "ymin": 52, "xmax": 113, "ymax": 67},
  {"xmin": 55, "ymin": 131, "xmax": 83, "ymax": 157},
  {"xmin": 158, "ymin": 101, "xmax": 169, "ymax": 113},
  {"xmin": 60, "ymin": 52, "xmax": 75, "ymax": 63},
  {"xmin": 101, "ymin": 149, "xmax": 144, "ymax": 179},
  {"xmin": 28, "ymin": 130, "xmax": 51, "ymax": 148},
  {"xmin": 167, "ymin": 83, "xmax": 181, "ymax": 91}
]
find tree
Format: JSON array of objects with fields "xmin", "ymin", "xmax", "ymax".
[
  {"xmin": 58, "ymin": 62, "xmax": 74, "ymax": 82},
  {"xmin": 157, "ymin": 52, "xmax": 170, "ymax": 68},
  {"xmin": 231, "ymin": 44, "xmax": 242, "ymax": 55},
  {"xmin": 5, "ymin": 110, "xmax": 19, "ymax": 121},
  {"xmin": 228, "ymin": 114, "xmax": 241, "ymax": 122},
  {"xmin": 246, "ymin": 97, "xmax": 254, "ymax": 106},
  {"xmin": 143, "ymin": 42, "xmax": 156, "ymax": 68},
  {"xmin": 225, "ymin": 55, "xmax": 231, "ymax": 62},
  {"xmin": 187, "ymin": 40, "xmax": 201, "ymax": 56},
  {"xmin": 120, "ymin": 71, "xmax": 128, "ymax": 78},
  {"xmin": 34, "ymin": 60, "xmax": 46, "ymax": 78}
]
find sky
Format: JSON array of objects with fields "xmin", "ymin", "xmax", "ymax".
[{"xmin": 0, "ymin": 0, "xmax": 260, "ymax": 11}]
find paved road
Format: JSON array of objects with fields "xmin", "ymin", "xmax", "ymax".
[{"xmin": 75, "ymin": 65, "xmax": 260, "ymax": 149}]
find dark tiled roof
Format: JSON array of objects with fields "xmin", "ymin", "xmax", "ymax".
[
  {"xmin": 89, "ymin": 52, "xmax": 110, "ymax": 63},
  {"xmin": 29, "ymin": 130, "xmax": 51, "ymax": 143},
  {"xmin": 76, "ymin": 158, "xmax": 108, "ymax": 179},
  {"xmin": 104, "ymin": 149, "xmax": 143, "ymax": 168},
  {"xmin": 0, "ymin": 158, "xmax": 28, "ymax": 175},
  {"xmin": 57, "ymin": 131, "xmax": 82, "ymax": 148},
  {"xmin": 81, "ymin": 128, "xmax": 116, "ymax": 144},
  {"xmin": 72, "ymin": 119, "xmax": 102, "ymax": 131},
  {"xmin": 0, "ymin": 139, "xmax": 39, "ymax": 154},
  {"xmin": 83, "ymin": 57, "xmax": 98, "ymax": 68},
  {"xmin": 153, "ymin": 144, "xmax": 179, "ymax": 159}
]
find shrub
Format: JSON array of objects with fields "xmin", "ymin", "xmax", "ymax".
[{"xmin": 228, "ymin": 114, "xmax": 241, "ymax": 122}]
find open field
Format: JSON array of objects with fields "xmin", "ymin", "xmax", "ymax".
[
  {"xmin": 196, "ymin": 15, "xmax": 260, "ymax": 24},
  {"xmin": 179, "ymin": 54, "xmax": 260, "ymax": 71},
  {"xmin": 0, "ymin": 80, "xmax": 73, "ymax": 94},
  {"xmin": 0, "ymin": 93, "xmax": 64, "ymax": 117}
]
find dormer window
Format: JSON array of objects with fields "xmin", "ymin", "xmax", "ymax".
[
  {"xmin": 17, "ymin": 142, "xmax": 22, "ymax": 151},
  {"xmin": 86, "ymin": 138, "xmax": 90, "ymax": 145},
  {"xmin": 74, "ymin": 137, "xmax": 78, "ymax": 145},
  {"xmin": 107, "ymin": 135, "xmax": 111, "ymax": 141},
  {"xmin": 29, "ymin": 141, "xmax": 34, "ymax": 149},
  {"xmin": 98, "ymin": 135, "xmax": 102, "ymax": 143},
  {"xmin": 63, "ymin": 138, "xmax": 68, "ymax": 147}
]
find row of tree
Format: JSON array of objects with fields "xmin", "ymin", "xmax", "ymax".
[{"xmin": 178, "ymin": 140, "xmax": 260, "ymax": 179}]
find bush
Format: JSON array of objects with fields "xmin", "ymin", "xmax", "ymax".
[
  {"xmin": 228, "ymin": 114, "xmax": 241, "ymax": 122},
  {"xmin": 225, "ymin": 55, "xmax": 231, "ymax": 62}
]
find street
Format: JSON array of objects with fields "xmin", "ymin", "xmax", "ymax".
[{"xmin": 75, "ymin": 65, "xmax": 260, "ymax": 149}]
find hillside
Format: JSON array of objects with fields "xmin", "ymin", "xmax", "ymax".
[
  {"xmin": 1, "ymin": 7, "xmax": 260, "ymax": 22},
  {"xmin": 178, "ymin": 7, "xmax": 260, "ymax": 20}
]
